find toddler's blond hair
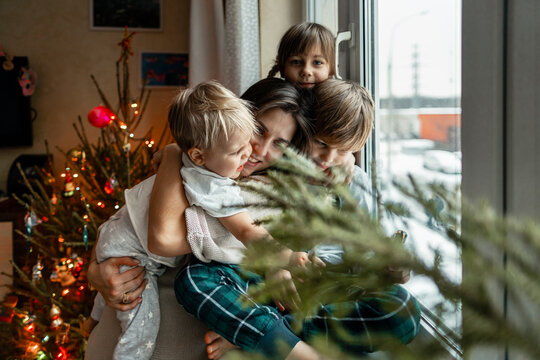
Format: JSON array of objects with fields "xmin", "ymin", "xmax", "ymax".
[{"xmin": 168, "ymin": 80, "xmax": 255, "ymax": 151}]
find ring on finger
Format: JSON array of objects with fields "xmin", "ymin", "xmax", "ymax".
[{"xmin": 121, "ymin": 292, "xmax": 129, "ymax": 304}]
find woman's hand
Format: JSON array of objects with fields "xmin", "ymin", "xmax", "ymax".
[
  {"xmin": 152, "ymin": 149, "xmax": 163, "ymax": 172},
  {"xmin": 342, "ymin": 152, "xmax": 356, "ymax": 184},
  {"xmin": 87, "ymin": 256, "xmax": 147, "ymax": 311},
  {"xmin": 265, "ymin": 268, "xmax": 301, "ymax": 312},
  {"xmin": 385, "ymin": 266, "xmax": 411, "ymax": 284},
  {"xmin": 152, "ymin": 143, "xmax": 181, "ymax": 172}
]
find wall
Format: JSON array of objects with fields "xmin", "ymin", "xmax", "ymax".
[
  {"xmin": 462, "ymin": 0, "xmax": 539, "ymax": 358},
  {"xmin": 0, "ymin": 0, "xmax": 189, "ymax": 192},
  {"xmin": 259, "ymin": 0, "xmax": 303, "ymax": 78}
]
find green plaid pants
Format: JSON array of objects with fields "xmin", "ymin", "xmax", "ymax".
[{"xmin": 174, "ymin": 260, "xmax": 421, "ymax": 356}]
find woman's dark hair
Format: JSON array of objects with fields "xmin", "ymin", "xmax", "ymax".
[
  {"xmin": 267, "ymin": 22, "xmax": 335, "ymax": 79},
  {"xmin": 241, "ymin": 78, "xmax": 313, "ymax": 154}
]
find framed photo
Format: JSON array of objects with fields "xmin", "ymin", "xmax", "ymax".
[
  {"xmin": 90, "ymin": 0, "xmax": 162, "ymax": 31},
  {"xmin": 140, "ymin": 52, "xmax": 189, "ymax": 88}
]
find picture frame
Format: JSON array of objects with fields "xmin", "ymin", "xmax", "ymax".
[
  {"xmin": 140, "ymin": 52, "xmax": 189, "ymax": 89},
  {"xmin": 90, "ymin": 0, "xmax": 162, "ymax": 31}
]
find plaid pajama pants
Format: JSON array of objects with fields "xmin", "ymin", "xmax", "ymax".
[{"xmin": 174, "ymin": 260, "xmax": 421, "ymax": 356}]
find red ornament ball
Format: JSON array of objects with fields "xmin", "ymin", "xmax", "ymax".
[{"xmin": 87, "ymin": 105, "xmax": 116, "ymax": 128}]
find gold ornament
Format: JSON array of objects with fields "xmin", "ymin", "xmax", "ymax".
[
  {"xmin": 2, "ymin": 53, "xmax": 14, "ymax": 71},
  {"xmin": 50, "ymin": 304, "xmax": 61, "ymax": 318},
  {"xmin": 67, "ymin": 148, "xmax": 85, "ymax": 163}
]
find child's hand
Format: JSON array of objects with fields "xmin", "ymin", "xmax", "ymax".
[
  {"xmin": 289, "ymin": 251, "xmax": 326, "ymax": 283},
  {"xmin": 288, "ymin": 251, "xmax": 309, "ymax": 267},
  {"xmin": 289, "ymin": 251, "xmax": 326, "ymax": 269},
  {"xmin": 321, "ymin": 153, "xmax": 356, "ymax": 184}
]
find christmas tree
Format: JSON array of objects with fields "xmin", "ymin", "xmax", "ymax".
[{"xmin": 0, "ymin": 29, "xmax": 161, "ymax": 359}]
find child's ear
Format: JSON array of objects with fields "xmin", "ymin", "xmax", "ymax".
[{"xmin": 187, "ymin": 147, "xmax": 205, "ymax": 166}]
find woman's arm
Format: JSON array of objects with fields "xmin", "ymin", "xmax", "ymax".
[{"xmin": 147, "ymin": 143, "xmax": 193, "ymax": 257}]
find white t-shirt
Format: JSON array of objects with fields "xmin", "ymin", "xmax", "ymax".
[{"xmin": 181, "ymin": 153, "xmax": 247, "ymax": 218}]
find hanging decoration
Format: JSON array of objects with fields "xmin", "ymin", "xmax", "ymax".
[
  {"xmin": 87, "ymin": 105, "xmax": 116, "ymax": 128},
  {"xmin": 83, "ymin": 224, "xmax": 88, "ymax": 250},
  {"xmin": 67, "ymin": 148, "xmax": 86, "ymax": 164},
  {"xmin": 22, "ymin": 314, "xmax": 36, "ymax": 334},
  {"xmin": 104, "ymin": 174, "xmax": 119, "ymax": 194},
  {"xmin": 53, "ymin": 345, "xmax": 68, "ymax": 360},
  {"xmin": 55, "ymin": 322, "xmax": 71, "ymax": 345},
  {"xmin": 50, "ymin": 258, "xmax": 76, "ymax": 287},
  {"xmin": 31, "ymin": 258, "xmax": 44, "ymax": 284},
  {"xmin": 57, "ymin": 234, "xmax": 65, "ymax": 252},
  {"xmin": 2, "ymin": 53, "xmax": 14, "ymax": 71},
  {"xmin": 24, "ymin": 342, "xmax": 43, "ymax": 358},
  {"xmin": 117, "ymin": 27, "xmax": 136, "ymax": 62},
  {"xmin": 69, "ymin": 253, "xmax": 84, "ymax": 277},
  {"xmin": 0, "ymin": 296, "xmax": 17, "ymax": 323},
  {"xmin": 18, "ymin": 66, "xmax": 37, "ymax": 96},
  {"xmin": 24, "ymin": 210, "xmax": 41, "ymax": 236},
  {"xmin": 61, "ymin": 168, "xmax": 75, "ymax": 198},
  {"xmin": 49, "ymin": 304, "xmax": 63, "ymax": 331}
]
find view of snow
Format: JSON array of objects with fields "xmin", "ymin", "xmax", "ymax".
[
  {"xmin": 376, "ymin": 0, "xmax": 462, "ymax": 334},
  {"xmin": 379, "ymin": 138, "xmax": 462, "ymax": 333}
]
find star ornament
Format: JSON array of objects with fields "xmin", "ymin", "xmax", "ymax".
[{"xmin": 117, "ymin": 26, "xmax": 136, "ymax": 62}]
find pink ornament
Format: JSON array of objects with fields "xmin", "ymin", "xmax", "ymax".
[
  {"xmin": 87, "ymin": 105, "xmax": 116, "ymax": 128},
  {"xmin": 18, "ymin": 67, "xmax": 37, "ymax": 96}
]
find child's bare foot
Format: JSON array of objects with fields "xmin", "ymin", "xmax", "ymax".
[{"xmin": 204, "ymin": 331, "xmax": 238, "ymax": 359}]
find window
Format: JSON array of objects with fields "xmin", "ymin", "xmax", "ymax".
[
  {"xmin": 376, "ymin": 0, "xmax": 462, "ymax": 335},
  {"xmin": 307, "ymin": 0, "xmax": 462, "ymax": 339}
]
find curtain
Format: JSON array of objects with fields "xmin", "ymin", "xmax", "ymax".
[
  {"xmin": 188, "ymin": 0, "xmax": 225, "ymax": 88},
  {"xmin": 189, "ymin": 0, "xmax": 260, "ymax": 95}
]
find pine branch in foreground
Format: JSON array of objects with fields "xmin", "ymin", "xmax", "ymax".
[{"xmin": 236, "ymin": 147, "xmax": 540, "ymax": 359}]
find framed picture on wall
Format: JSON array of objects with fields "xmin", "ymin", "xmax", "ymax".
[
  {"xmin": 140, "ymin": 52, "xmax": 189, "ymax": 89},
  {"xmin": 90, "ymin": 0, "xmax": 162, "ymax": 31}
]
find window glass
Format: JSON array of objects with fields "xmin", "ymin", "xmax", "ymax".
[{"xmin": 376, "ymin": 0, "xmax": 462, "ymax": 333}]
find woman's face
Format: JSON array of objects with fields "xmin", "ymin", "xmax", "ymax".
[{"xmin": 241, "ymin": 108, "xmax": 297, "ymax": 177}]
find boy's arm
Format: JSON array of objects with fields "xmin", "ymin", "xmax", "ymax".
[{"xmin": 148, "ymin": 144, "xmax": 193, "ymax": 257}]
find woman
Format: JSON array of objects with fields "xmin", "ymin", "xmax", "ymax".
[
  {"xmin": 86, "ymin": 78, "xmax": 313, "ymax": 359},
  {"xmin": 155, "ymin": 80, "xmax": 419, "ymax": 360}
]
